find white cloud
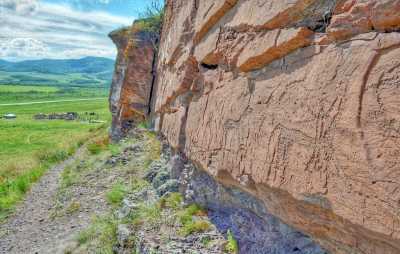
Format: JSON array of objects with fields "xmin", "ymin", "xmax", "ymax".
[
  {"xmin": 0, "ymin": 1, "xmax": 133, "ymax": 61},
  {"xmin": 0, "ymin": 0, "xmax": 39, "ymax": 15}
]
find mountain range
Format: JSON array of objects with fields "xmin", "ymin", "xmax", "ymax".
[{"xmin": 0, "ymin": 57, "xmax": 115, "ymax": 88}]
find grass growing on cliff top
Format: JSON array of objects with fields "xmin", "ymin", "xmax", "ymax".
[
  {"xmin": 136, "ymin": 0, "xmax": 164, "ymax": 34},
  {"xmin": 0, "ymin": 85, "xmax": 110, "ymax": 221}
]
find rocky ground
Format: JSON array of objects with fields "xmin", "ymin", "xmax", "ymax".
[{"xmin": 0, "ymin": 129, "xmax": 232, "ymax": 254}]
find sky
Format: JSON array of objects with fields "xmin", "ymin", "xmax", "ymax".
[{"xmin": 0, "ymin": 0, "xmax": 162, "ymax": 62}]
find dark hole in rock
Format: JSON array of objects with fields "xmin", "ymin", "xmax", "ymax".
[
  {"xmin": 308, "ymin": 11, "xmax": 333, "ymax": 33},
  {"xmin": 201, "ymin": 62, "xmax": 218, "ymax": 70},
  {"xmin": 293, "ymin": 247, "xmax": 301, "ymax": 252}
]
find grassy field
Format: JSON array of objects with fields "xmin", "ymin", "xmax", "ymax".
[
  {"xmin": 0, "ymin": 84, "xmax": 109, "ymax": 104},
  {"xmin": 0, "ymin": 84, "xmax": 110, "ymax": 220}
]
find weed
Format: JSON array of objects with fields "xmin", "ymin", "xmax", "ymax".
[
  {"xmin": 177, "ymin": 204, "xmax": 210, "ymax": 236},
  {"xmin": 106, "ymin": 183, "xmax": 126, "ymax": 206},
  {"xmin": 180, "ymin": 219, "xmax": 211, "ymax": 236},
  {"xmin": 87, "ymin": 137, "xmax": 109, "ymax": 155},
  {"xmin": 61, "ymin": 166, "xmax": 79, "ymax": 188},
  {"xmin": 107, "ymin": 143, "xmax": 121, "ymax": 156},
  {"xmin": 159, "ymin": 192, "xmax": 183, "ymax": 210},
  {"xmin": 201, "ymin": 235, "xmax": 212, "ymax": 246},
  {"xmin": 66, "ymin": 201, "xmax": 81, "ymax": 214},
  {"xmin": 137, "ymin": 121, "xmax": 149, "ymax": 129},
  {"xmin": 225, "ymin": 229, "xmax": 239, "ymax": 254},
  {"xmin": 129, "ymin": 202, "xmax": 161, "ymax": 228},
  {"xmin": 37, "ymin": 149, "xmax": 68, "ymax": 164},
  {"xmin": 142, "ymin": 132, "xmax": 161, "ymax": 168},
  {"xmin": 77, "ymin": 214, "xmax": 118, "ymax": 253}
]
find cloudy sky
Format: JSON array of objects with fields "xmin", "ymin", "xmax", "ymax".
[{"xmin": 0, "ymin": 0, "xmax": 161, "ymax": 62}]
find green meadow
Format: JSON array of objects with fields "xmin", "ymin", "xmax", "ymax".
[{"xmin": 0, "ymin": 84, "xmax": 110, "ymax": 220}]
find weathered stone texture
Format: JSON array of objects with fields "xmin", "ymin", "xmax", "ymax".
[
  {"xmin": 109, "ymin": 24, "xmax": 156, "ymax": 140},
  {"xmin": 152, "ymin": 0, "xmax": 400, "ymax": 253}
]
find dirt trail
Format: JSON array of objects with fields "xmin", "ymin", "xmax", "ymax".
[{"xmin": 0, "ymin": 147, "xmax": 108, "ymax": 254}]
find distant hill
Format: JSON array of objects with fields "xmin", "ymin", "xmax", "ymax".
[{"xmin": 0, "ymin": 57, "xmax": 115, "ymax": 88}]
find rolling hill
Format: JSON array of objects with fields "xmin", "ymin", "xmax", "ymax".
[{"xmin": 0, "ymin": 57, "xmax": 115, "ymax": 88}]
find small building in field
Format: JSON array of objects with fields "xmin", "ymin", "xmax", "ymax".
[{"xmin": 3, "ymin": 113, "xmax": 16, "ymax": 119}]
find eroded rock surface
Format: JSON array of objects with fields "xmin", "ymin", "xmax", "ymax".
[
  {"xmin": 148, "ymin": 0, "xmax": 400, "ymax": 253},
  {"xmin": 109, "ymin": 24, "xmax": 157, "ymax": 141}
]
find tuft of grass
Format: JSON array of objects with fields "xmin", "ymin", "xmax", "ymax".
[
  {"xmin": 177, "ymin": 204, "xmax": 210, "ymax": 236},
  {"xmin": 159, "ymin": 192, "xmax": 183, "ymax": 210},
  {"xmin": 36, "ymin": 149, "xmax": 68, "ymax": 164},
  {"xmin": 137, "ymin": 121, "xmax": 149, "ymax": 129},
  {"xmin": 130, "ymin": 202, "xmax": 162, "ymax": 228},
  {"xmin": 60, "ymin": 166, "xmax": 79, "ymax": 188},
  {"xmin": 87, "ymin": 136, "xmax": 109, "ymax": 155},
  {"xmin": 66, "ymin": 201, "xmax": 81, "ymax": 214},
  {"xmin": 142, "ymin": 131, "xmax": 161, "ymax": 169},
  {"xmin": 180, "ymin": 219, "xmax": 211, "ymax": 236},
  {"xmin": 106, "ymin": 183, "xmax": 126, "ymax": 206},
  {"xmin": 225, "ymin": 229, "xmax": 239, "ymax": 254},
  {"xmin": 77, "ymin": 214, "xmax": 118, "ymax": 252},
  {"xmin": 0, "ymin": 165, "xmax": 47, "ymax": 221}
]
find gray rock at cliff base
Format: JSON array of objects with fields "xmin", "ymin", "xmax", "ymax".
[
  {"xmin": 168, "ymin": 155, "xmax": 185, "ymax": 179},
  {"xmin": 152, "ymin": 170, "xmax": 170, "ymax": 189},
  {"xmin": 144, "ymin": 160, "xmax": 165, "ymax": 182},
  {"xmin": 157, "ymin": 179, "xmax": 180, "ymax": 196},
  {"xmin": 117, "ymin": 224, "xmax": 132, "ymax": 249},
  {"xmin": 117, "ymin": 198, "xmax": 139, "ymax": 219},
  {"xmin": 180, "ymin": 161, "xmax": 326, "ymax": 254}
]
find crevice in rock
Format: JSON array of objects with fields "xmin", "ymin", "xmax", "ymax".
[
  {"xmin": 148, "ymin": 39, "xmax": 159, "ymax": 117},
  {"xmin": 200, "ymin": 62, "xmax": 219, "ymax": 70},
  {"xmin": 305, "ymin": 10, "xmax": 333, "ymax": 33}
]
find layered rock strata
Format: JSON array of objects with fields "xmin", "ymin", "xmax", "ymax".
[
  {"xmin": 109, "ymin": 24, "xmax": 157, "ymax": 140},
  {"xmin": 110, "ymin": 0, "xmax": 400, "ymax": 253}
]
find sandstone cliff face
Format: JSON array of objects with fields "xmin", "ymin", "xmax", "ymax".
[
  {"xmin": 149, "ymin": 1, "xmax": 400, "ymax": 253},
  {"xmin": 109, "ymin": 24, "xmax": 157, "ymax": 140}
]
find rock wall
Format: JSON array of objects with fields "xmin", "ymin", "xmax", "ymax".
[
  {"xmin": 109, "ymin": 24, "xmax": 157, "ymax": 140},
  {"xmin": 150, "ymin": 1, "xmax": 400, "ymax": 253},
  {"xmin": 110, "ymin": 0, "xmax": 400, "ymax": 253}
]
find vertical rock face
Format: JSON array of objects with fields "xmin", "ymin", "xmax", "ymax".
[
  {"xmin": 109, "ymin": 24, "xmax": 156, "ymax": 140},
  {"xmin": 148, "ymin": 0, "xmax": 400, "ymax": 253}
]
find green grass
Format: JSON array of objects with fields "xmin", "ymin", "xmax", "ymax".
[
  {"xmin": 77, "ymin": 214, "xmax": 119, "ymax": 253},
  {"xmin": 106, "ymin": 183, "xmax": 127, "ymax": 206},
  {"xmin": 177, "ymin": 203, "xmax": 211, "ymax": 236},
  {"xmin": 225, "ymin": 229, "xmax": 239, "ymax": 254},
  {"xmin": 0, "ymin": 84, "xmax": 110, "ymax": 221},
  {"xmin": 0, "ymin": 84, "xmax": 108, "ymax": 104}
]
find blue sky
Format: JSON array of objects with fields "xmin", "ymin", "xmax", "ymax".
[{"xmin": 0, "ymin": 0, "xmax": 162, "ymax": 61}]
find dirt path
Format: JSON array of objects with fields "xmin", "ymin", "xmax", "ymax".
[
  {"xmin": 0, "ymin": 98, "xmax": 105, "ymax": 107},
  {"xmin": 0, "ymin": 147, "xmax": 109, "ymax": 254}
]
